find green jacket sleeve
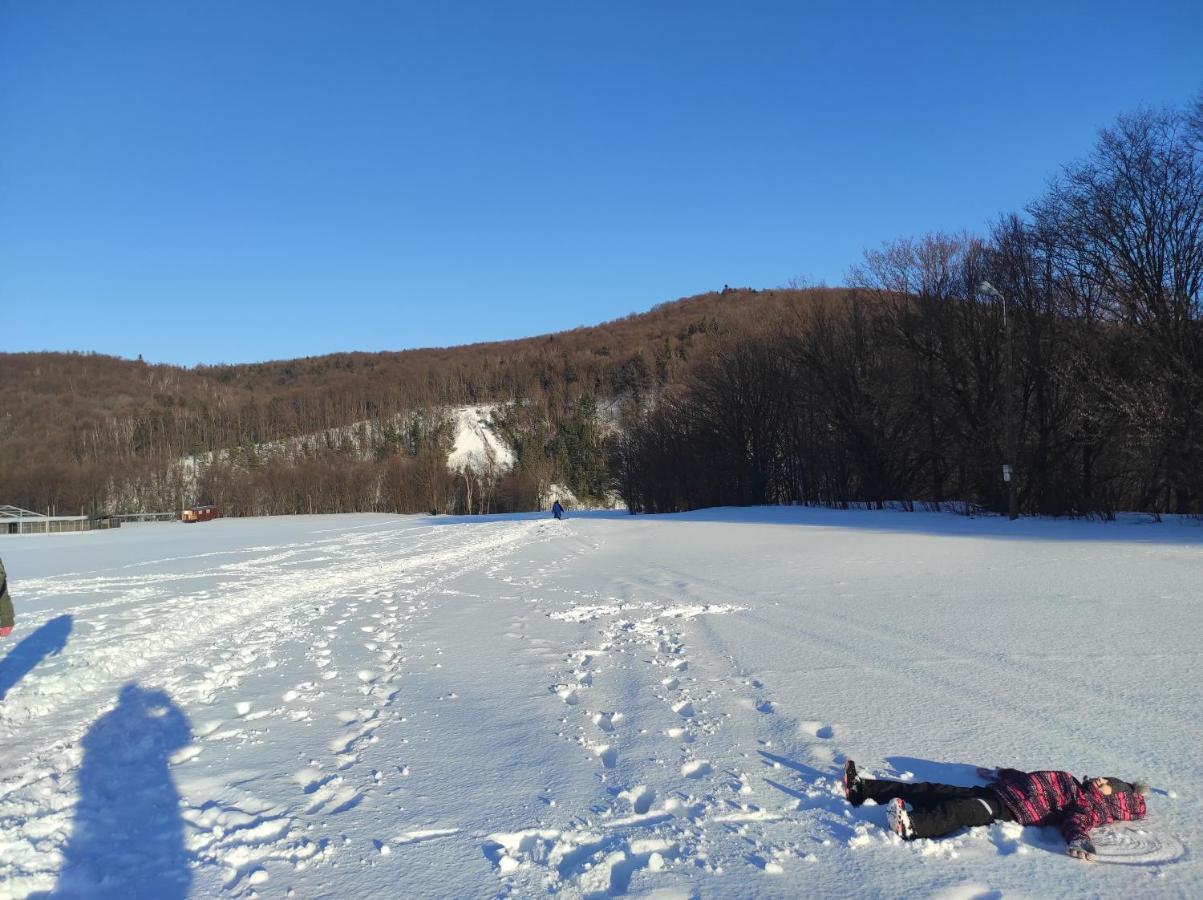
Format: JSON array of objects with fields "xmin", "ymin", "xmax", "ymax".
[{"xmin": 0, "ymin": 559, "xmax": 13, "ymax": 629}]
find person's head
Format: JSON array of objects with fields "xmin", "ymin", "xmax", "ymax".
[{"xmin": 1087, "ymin": 776, "xmax": 1148, "ymax": 797}]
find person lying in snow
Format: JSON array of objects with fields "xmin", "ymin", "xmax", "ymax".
[
  {"xmin": 0, "ymin": 557, "xmax": 13, "ymax": 637},
  {"xmin": 843, "ymin": 759, "xmax": 1148, "ymax": 861}
]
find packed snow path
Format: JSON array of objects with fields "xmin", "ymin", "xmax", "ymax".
[{"xmin": 0, "ymin": 508, "xmax": 1199, "ymax": 898}]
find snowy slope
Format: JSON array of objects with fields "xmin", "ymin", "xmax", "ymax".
[
  {"xmin": 0, "ymin": 508, "xmax": 1199, "ymax": 898},
  {"xmin": 446, "ymin": 406, "xmax": 515, "ymax": 473},
  {"xmin": 172, "ymin": 404, "xmax": 518, "ymax": 508}
]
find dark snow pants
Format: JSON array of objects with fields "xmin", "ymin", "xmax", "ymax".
[
  {"xmin": 0, "ymin": 559, "xmax": 13, "ymax": 630},
  {"xmin": 860, "ymin": 779, "xmax": 1014, "ymax": 839}
]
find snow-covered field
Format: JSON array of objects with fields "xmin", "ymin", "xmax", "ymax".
[{"xmin": 1, "ymin": 508, "xmax": 1199, "ymax": 898}]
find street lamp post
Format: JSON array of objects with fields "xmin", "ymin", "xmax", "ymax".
[{"xmin": 980, "ymin": 281, "xmax": 1018, "ymax": 520}]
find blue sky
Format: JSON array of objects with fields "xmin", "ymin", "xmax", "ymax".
[{"xmin": 3, "ymin": 1, "xmax": 1201, "ymax": 366}]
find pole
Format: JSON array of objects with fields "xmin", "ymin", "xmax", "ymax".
[
  {"xmin": 1004, "ymin": 292, "xmax": 1018, "ymax": 520},
  {"xmin": 981, "ymin": 282, "xmax": 1018, "ymax": 520}
]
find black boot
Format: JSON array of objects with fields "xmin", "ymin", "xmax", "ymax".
[{"xmin": 844, "ymin": 759, "xmax": 865, "ymax": 806}]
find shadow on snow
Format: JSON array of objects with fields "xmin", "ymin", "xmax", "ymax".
[
  {"xmin": 0, "ymin": 614, "xmax": 73, "ymax": 701},
  {"xmin": 39, "ymin": 684, "xmax": 194, "ymax": 899}
]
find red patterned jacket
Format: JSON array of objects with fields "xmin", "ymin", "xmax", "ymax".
[{"xmin": 988, "ymin": 769, "xmax": 1147, "ymax": 842}]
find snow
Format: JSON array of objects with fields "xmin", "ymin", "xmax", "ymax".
[
  {"xmin": 172, "ymin": 405, "xmax": 517, "ymax": 507},
  {"xmin": 445, "ymin": 406, "xmax": 515, "ymax": 474},
  {"xmin": 0, "ymin": 506, "xmax": 1200, "ymax": 898}
]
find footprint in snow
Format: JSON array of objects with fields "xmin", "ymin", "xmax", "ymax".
[
  {"xmin": 619, "ymin": 785, "xmax": 656, "ymax": 814},
  {"xmin": 592, "ymin": 711, "xmax": 623, "ymax": 732},
  {"xmin": 799, "ymin": 721, "xmax": 835, "ymax": 740},
  {"xmin": 306, "ymin": 782, "xmax": 364, "ymax": 815},
  {"xmin": 294, "ymin": 767, "xmax": 338, "ymax": 795},
  {"xmin": 553, "ymin": 685, "xmax": 581, "ymax": 705}
]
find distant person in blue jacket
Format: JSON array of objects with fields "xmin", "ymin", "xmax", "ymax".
[{"xmin": 551, "ymin": 500, "xmax": 564, "ymax": 521}]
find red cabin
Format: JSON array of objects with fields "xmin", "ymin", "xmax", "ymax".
[{"xmin": 181, "ymin": 505, "xmax": 221, "ymax": 523}]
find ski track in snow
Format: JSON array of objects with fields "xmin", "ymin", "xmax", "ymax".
[
  {"xmin": 0, "ymin": 518, "xmax": 549, "ymax": 897},
  {"xmin": 1, "ymin": 509, "xmax": 1200, "ymax": 898}
]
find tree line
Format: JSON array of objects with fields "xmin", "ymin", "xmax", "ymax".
[{"xmin": 615, "ymin": 98, "xmax": 1203, "ymax": 518}]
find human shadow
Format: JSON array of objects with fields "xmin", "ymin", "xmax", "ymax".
[
  {"xmin": 47, "ymin": 684, "xmax": 193, "ymax": 899},
  {"xmin": 758, "ymin": 753, "xmax": 860, "ymax": 843},
  {"xmin": 882, "ymin": 755, "xmax": 988, "ymax": 787},
  {"xmin": 757, "ymin": 749, "xmax": 828, "ymax": 783},
  {"xmin": 0, "ymin": 614, "xmax": 73, "ymax": 701}
]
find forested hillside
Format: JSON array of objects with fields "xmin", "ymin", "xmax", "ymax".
[{"xmin": 0, "ymin": 288, "xmax": 833, "ymax": 516}]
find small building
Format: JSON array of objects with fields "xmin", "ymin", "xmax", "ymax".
[
  {"xmin": 1, "ymin": 505, "xmax": 121, "ymax": 535},
  {"xmin": 181, "ymin": 505, "xmax": 221, "ymax": 523}
]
